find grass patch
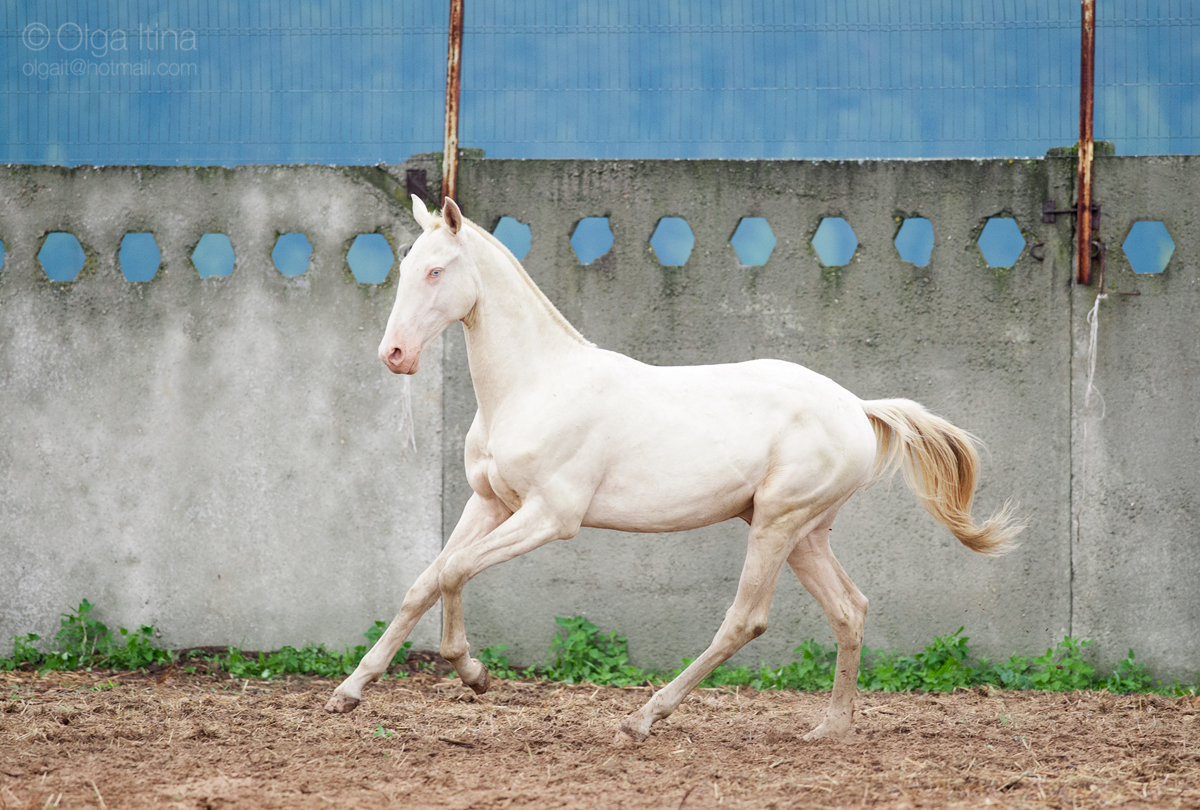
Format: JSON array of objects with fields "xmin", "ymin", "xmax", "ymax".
[
  {"xmin": 691, "ymin": 629, "xmax": 1196, "ymax": 697},
  {"xmin": 1, "ymin": 601, "xmax": 409, "ymax": 681},
  {"xmin": 0, "ymin": 599, "xmax": 174, "ymax": 672},
  {"xmin": 214, "ymin": 621, "xmax": 412, "ymax": 680},
  {"xmin": 3, "ymin": 603, "xmax": 1195, "ymax": 696}
]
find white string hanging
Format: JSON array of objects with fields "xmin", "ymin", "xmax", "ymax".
[
  {"xmin": 397, "ymin": 376, "xmax": 418, "ymax": 454},
  {"xmin": 1083, "ymin": 291, "xmax": 1108, "ymax": 418},
  {"xmin": 1076, "ymin": 287, "xmax": 1108, "ymax": 546}
]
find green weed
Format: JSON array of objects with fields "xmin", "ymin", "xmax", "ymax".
[
  {"xmin": 105, "ymin": 625, "xmax": 177, "ymax": 670},
  {"xmin": 477, "ymin": 644, "xmax": 530, "ymax": 680},
  {"xmin": 985, "ymin": 652, "xmax": 1036, "ymax": 690},
  {"xmin": 670, "ymin": 657, "xmax": 754, "ymax": 689},
  {"xmin": 701, "ymin": 662, "xmax": 756, "ymax": 688},
  {"xmin": 913, "ymin": 628, "xmax": 977, "ymax": 691},
  {"xmin": 1, "ymin": 600, "xmax": 175, "ymax": 672},
  {"xmin": 756, "ymin": 639, "xmax": 838, "ymax": 691},
  {"xmin": 543, "ymin": 616, "xmax": 648, "ymax": 686},
  {"xmin": 0, "ymin": 601, "xmax": 410, "ymax": 682},
  {"xmin": 0, "ymin": 633, "xmax": 43, "ymax": 671},
  {"xmin": 212, "ymin": 625, "xmax": 411, "ymax": 681},
  {"xmin": 1102, "ymin": 649, "xmax": 1154, "ymax": 693},
  {"xmin": 1025, "ymin": 637, "xmax": 1096, "ymax": 692},
  {"xmin": 672, "ymin": 629, "xmax": 1196, "ymax": 697},
  {"xmin": 5, "ymin": 604, "xmax": 1198, "ymax": 697}
]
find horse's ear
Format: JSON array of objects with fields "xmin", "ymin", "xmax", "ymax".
[
  {"xmin": 411, "ymin": 194, "xmax": 435, "ymax": 231},
  {"xmin": 442, "ymin": 198, "xmax": 464, "ymax": 236}
]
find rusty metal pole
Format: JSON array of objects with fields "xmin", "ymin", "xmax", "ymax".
[
  {"xmin": 1076, "ymin": 0, "xmax": 1096, "ymax": 285},
  {"xmin": 441, "ymin": 0, "xmax": 464, "ymax": 205}
]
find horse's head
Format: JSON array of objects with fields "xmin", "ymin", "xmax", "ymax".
[{"xmin": 379, "ymin": 196, "xmax": 479, "ymax": 375}]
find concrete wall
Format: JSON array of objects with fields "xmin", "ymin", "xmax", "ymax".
[
  {"xmin": 1072, "ymin": 156, "xmax": 1200, "ymax": 682},
  {"xmin": 451, "ymin": 157, "xmax": 1075, "ymax": 675},
  {"xmin": 0, "ymin": 165, "xmax": 443, "ymax": 653},
  {"xmin": 0, "ymin": 156, "xmax": 1196, "ymax": 681}
]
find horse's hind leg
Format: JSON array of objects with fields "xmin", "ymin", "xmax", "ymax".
[
  {"xmin": 787, "ymin": 524, "xmax": 869, "ymax": 740},
  {"xmin": 615, "ymin": 516, "xmax": 800, "ymax": 743},
  {"xmin": 325, "ymin": 494, "xmax": 508, "ymax": 713}
]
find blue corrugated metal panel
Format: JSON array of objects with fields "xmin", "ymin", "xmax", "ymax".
[{"xmin": 1, "ymin": 0, "xmax": 1195, "ymax": 165}]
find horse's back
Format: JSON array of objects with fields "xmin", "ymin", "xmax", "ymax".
[
  {"xmin": 608, "ymin": 354, "xmax": 870, "ymax": 442},
  {"xmin": 563, "ymin": 352, "xmax": 877, "ymax": 532}
]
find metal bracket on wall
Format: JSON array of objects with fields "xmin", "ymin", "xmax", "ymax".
[
  {"xmin": 406, "ymin": 169, "xmax": 432, "ymax": 204},
  {"xmin": 1043, "ymin": 200, "xmax": 1100, "ymax": 229}
]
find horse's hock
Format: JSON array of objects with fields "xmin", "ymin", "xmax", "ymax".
[{"xmin": 0, "ymin": 156, "xmax": 1197, "ymax": 683}]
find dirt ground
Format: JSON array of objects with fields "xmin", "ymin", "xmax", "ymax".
[{"xmin": 2, "ymin": 655, "xmax": 1198, "ymax": 810}]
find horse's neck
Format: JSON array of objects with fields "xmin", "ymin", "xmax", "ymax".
[{"xmin": 461, "ymin": 236, "xmax": 588, "ymax": 417}]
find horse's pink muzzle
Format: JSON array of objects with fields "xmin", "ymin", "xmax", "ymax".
[{"xmin": 381, "ymin": 343, "xmax": 421, "ymax": 375}]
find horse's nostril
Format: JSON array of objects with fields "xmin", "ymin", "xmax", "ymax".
[{"xmin": 389, "ymin": 347, "xmax": 403, "ymax": 365}]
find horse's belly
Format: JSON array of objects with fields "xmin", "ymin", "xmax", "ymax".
[{"xmin": 580, "ymin": 460, "xmax": 757, "ymax": 532}]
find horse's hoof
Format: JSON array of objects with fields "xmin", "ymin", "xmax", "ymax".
[
  {"xmin": 467, "ymin": 665, "xmax": 491, "ymax": 695},
  {"xmin": 324, "ymin": 693, "xmax": 361, "ymax": 714},
  {"xmin": 613, "ymin": 722, "xmax": 647, "ymax": 747},
  {"xmin": 802, "ymin": 720, "xmax": 853, "ymax": 741}
]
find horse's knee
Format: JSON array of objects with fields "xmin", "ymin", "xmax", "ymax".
[
  {"xmin": 401, "ymin": 579, "xmax": 440, "ymax": 615},
  {"xmin": 829, "ymin": 593, "xmax": 868, "ymax": 641},
  {"xmin": 748, "ymin": 600, "xmax": 772, "ymax": 639},
  {"xmin": 438, "ymin": 553, "xmax": 472, "ymax": 596},
  {"xmin": 716, "ymin": 615, "xmax": 766, "ymax": 651},
  {"xmin": 850, "ymin": 591, "xmax": 868, "ymax": 629}
]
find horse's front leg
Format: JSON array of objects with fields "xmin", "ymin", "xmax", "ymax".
[
  {"xmin": 325, "ymin": 493, "xmax": 509, "ymax": 713},
  {"xmin": 437, "ymin": 499, "xmax": 575, "ymax": 693}
]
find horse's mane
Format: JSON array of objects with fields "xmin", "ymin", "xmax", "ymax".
[{"xmin": 462, "ymin": 219, "xmax": 595, "ymax": 348}]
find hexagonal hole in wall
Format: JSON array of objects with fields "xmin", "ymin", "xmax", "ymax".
[
  {"xmin": 730, "ymin": 217, "xmax": 776, "ymax": 266},
  {"xmin": 650, "ymin": 217, "xmax": 694, "ymax": 266},
  {"xmin": 976, "ymin": 218, "xmax": 1025, "ymax": 268},
  {"xmin": 812, "ymin": 217, "xmax": 858, "ymax": 267},
  {"xmin": 492, "ymin": 216, "xmax": 532, "ymax": 261},
  {"xmin": 191, "ymin": 233, "xmax": 235, "ymax": 278},
  {"xmin": 894, "ymin": 217, "xmax": 934, "ymax": 267},
  {"xmin": 38, "ymin": 232, "xmax": 87, "ymax": 281},
  {"xmin": 346, "ymin": 233, "xmax": 395, "ymax": 283},
  {"xmin": 119, "ymin": 233, "xmax": 161, "ymax": 282},
  {"xmin": 570, "ymin": 217, "xmax": 614, "ymax": 266},
  {"xmin": 1122, "ymin": 221, "xmax": 1174, "ymax": 274},
  {"xmin": 272, "ymin": 232, "xmax": 313, "ymax": 277}
]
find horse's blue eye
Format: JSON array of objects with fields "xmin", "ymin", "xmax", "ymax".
[{"xmin": 430, "ymin": 268, "xmax": 441, "ymax": 277}]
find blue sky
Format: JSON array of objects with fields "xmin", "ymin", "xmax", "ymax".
[{"xmin": 3, "ymin": 0, "xmax": 1196, "ymax": 165}]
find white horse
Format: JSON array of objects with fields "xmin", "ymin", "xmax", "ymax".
[{"xmin": 326, "ymin": 196, "xmax": 1021, "ymax": 742}]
